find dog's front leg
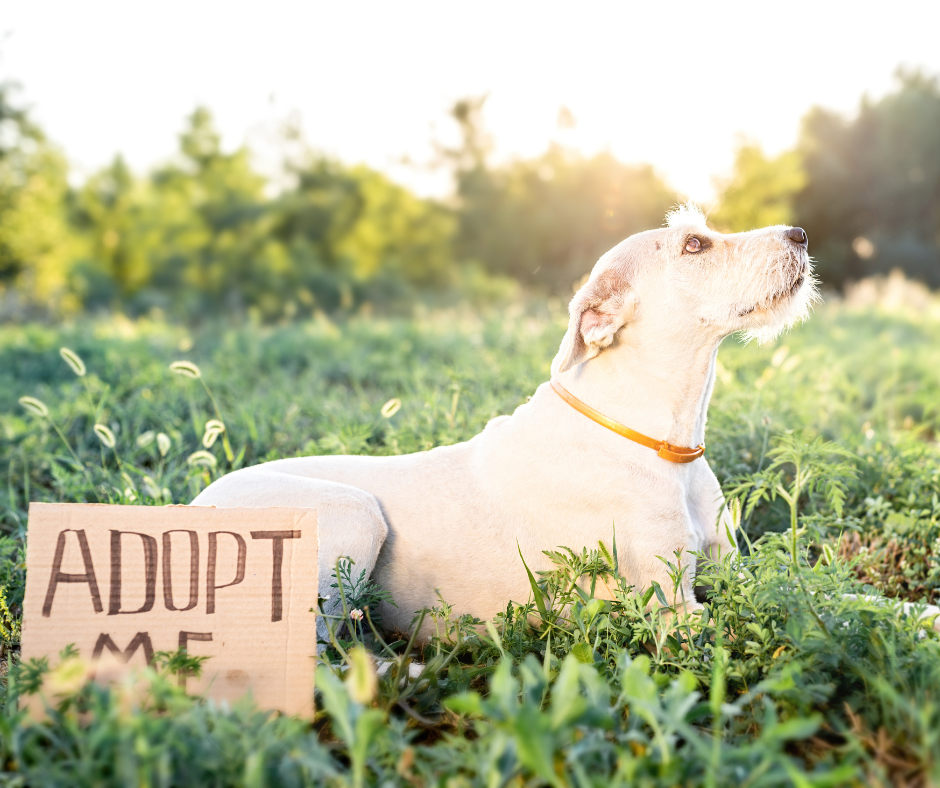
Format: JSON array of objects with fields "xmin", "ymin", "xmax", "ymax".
[
  {"xmin": 624, "ymin": 518, "xmax": 703, "ymax": 618},
  {"xmin": 685, "ymin": 471, "xmax": 739, "ymax": 605}
]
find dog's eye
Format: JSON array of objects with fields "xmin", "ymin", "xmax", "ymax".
[{"xmin": 685, "ymin": 237, "xmax": 702, "ymax": 253}]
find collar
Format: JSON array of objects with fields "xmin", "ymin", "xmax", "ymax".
[{"xmin": 550, "ymin": 378, "xmax": 705, "ymax": 463}]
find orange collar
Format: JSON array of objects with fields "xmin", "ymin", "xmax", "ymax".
[{"xmin": 550, "ymin": 378, "xmax": 705, "ymax": 463}]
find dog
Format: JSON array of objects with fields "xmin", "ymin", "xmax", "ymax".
[{"xmin": 193, "ymin": 205, "xmax": 818, "ymax": 637}]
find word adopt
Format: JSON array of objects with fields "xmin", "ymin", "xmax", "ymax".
[{"xmin": 22, "ymin": 504, "xmax": 318, "ymax": 716}]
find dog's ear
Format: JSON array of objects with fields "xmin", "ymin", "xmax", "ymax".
[{"xmin": 552, "ymin": 270, "xmax": 637, "ymax": 374}]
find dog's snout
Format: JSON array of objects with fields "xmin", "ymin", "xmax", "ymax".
[{"xmin": 786, "ymin": 227, "xmax": 808, "ymax": 246}]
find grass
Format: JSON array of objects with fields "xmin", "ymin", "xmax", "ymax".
[{"xmin": 2, "ymin": 289, "xmax": 940, "ymax": 786}]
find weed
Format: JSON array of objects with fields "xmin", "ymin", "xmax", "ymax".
[{"xmin": 2, "ymin": 298, "xmax": 940, "ymax": 784}]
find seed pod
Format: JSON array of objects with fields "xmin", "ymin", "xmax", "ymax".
[
  {"xmin": 381, "ymin": 398, "xmax": 402, "ymax": 418},
  {"xmin": 94, "ymin": 424, "xmax": 116, "ymax": 449},
  {"xmin": 345, "ymin": 647, "xmax": 377, "ymax": 704},
  {"xmin": 187, "ymin": 450, "xmax": 217, "ymax": 468},
  {"xmin": 18, "ymin": 396, "xmax": 49, "ymax": 417},
  {"xmin": 202, "ymin": 421, "xmax": 225, "ymax": 448},
  {"xmin": 157, "ymin": 432, "xmax": 171, "ymax": 457},
  {"xmin": 59, "ymin": 347, "xmax": 86, "ymax": 377},
  {"xmin": 169, "ymin": 360, "xmax": 202, "ymax": 379},
  {"xmin": 141, "ymin": 475, "xmax": 161, "ymax": 498}
]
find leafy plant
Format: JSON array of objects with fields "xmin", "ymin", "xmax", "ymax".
[
  {"xmin": 3, "ymin": 297, "xmax": 940, "ymax": 783},
  {"xmin": 728, "ymin": 431, "xmax": 857, "ymax": 562}
]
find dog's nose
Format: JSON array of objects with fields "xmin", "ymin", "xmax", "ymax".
[{"xmin": 786, "ymin": 227, "xmax": 808, "ymax": 246}]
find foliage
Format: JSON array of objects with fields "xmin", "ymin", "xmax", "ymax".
[
  {"xmin": 324, "ymin": 556, "xmax": 397, "ymax": 646},
  {"xmin": 708, "ymin": 69, "xmax": 940, "ymax": 290},
  {"xmin": 2, "ymin": 95, "xmax": 459, "ymax": 321},
  {"xmin": 5, "ymin": 67, "xmax": 940, "ymax": 316},
  {"xmin": 446, "ymin": 97, "xmax": 675, "ymax": 291},
  {"xmin": 795, "ymin": 70, "xmax": 940, "ymax": 288},
  {"xmin": 727, "ymin": 431, "xmax": 857, "ymax": 563},
  {"xmin": 0, "ymin": 583, "xmax": 21, "ymax": 652},
  {"xmin": 0, "ymin": 83, "xmax": 82, "ymax": 314},
  {"xmin": 2, "ymin": 291, "xmax": 940, "ymax": 782},
  {"xmin": 5, "ymin": 533, "xmax": 940, "ymax": 784},
  {"xmin": 840, "ymin": 500, "xmax": 940, "ymax": 604},
  {"xmin": 710, "ymin": 142, "xmax": 806, "ymax": 233}
]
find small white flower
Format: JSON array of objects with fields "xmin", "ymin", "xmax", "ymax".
[{"xmin": 349, "ymin": 608, "xmax": 364, "ymax": 621}]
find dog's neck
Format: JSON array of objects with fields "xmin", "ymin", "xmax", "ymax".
[{"xmin": 555, "ymin": 328, "xmax": 722, "ymax": 450}]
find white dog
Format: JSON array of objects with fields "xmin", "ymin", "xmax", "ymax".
[{"xmin": 193, "ymin": 206, "xmax": 817, "ymax": 636}]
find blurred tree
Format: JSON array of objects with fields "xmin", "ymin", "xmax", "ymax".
[
  {"xmin": 9, "ymin": 70, "xmax": 939, "ymax": 320},
  {"xmin": 66, "ymin": 107, "xmax": 458, "ymax": 319},
  {"xmin": 710, "ymin": 142, "xmax": 805, "ymax": 233},
  {"xmin": 336, "ymin": 165, "xmax": 454, "ymax": 286},
  {"xmin": 795, "ymin": 70, "xmax": 940, "ymax": 287},
  {"xmin": 270, "ymin": 152, "xmax": 454, "ymax": 313},
  {"xmin": 445, "ymin": 98, "xmax": 675, "ymax": 292},
  {"xmin": 150, "ymin": 107, "xmax": 267, "ymax": 310},
  {"xmin": 271, "ymin": 156, "xmax": 366, "ymax": 274},
  {"xmin": 0, "ymin": 82, "xmax": 81, "ymax": 312},
  {"xmin": 73, "ymin": 156, "xmax": 154, "ymax": 299},
  {"xmin": 443, "ymin": 96, "xmax": 492, "ymax": 173}
]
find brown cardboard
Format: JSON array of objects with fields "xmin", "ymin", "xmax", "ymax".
[{"xmin": 21, "ymin": 503, "xmax": 317, "ymax": 717}]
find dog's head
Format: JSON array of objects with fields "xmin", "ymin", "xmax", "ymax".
[{"xmin": 552, "ymin": 205, "xmax": 818, "ymax": 374}]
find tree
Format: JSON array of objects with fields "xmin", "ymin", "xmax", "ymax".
[
  {"xmin": 0, "ymin": 82, "xmax": 80, "ymax": 311},
  {"xmin": 334, "ymin": 166, "xmax": 454, "ymax": 287},
  {"xmin": 74, "ymin": 156, "xmax": 153, "ymax": 298},
  {"xmin": 711, "ymin": 143, "xmax": 805, "ymax": 233},
  {"xmin": 795, "ymin": 70, "xmax": 940, "ymax": 287},
  {"xmin": 445, "ymin": 98, "xmax": 675, "ymax": 292},
  {"xmin": 149, "ymin": 107, "xmax": 267, "ymax": 307}
]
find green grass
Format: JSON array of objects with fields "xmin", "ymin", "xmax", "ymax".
[{"xmin": 2, "ymin": 294, "xmax": 940, "ymax": 786}]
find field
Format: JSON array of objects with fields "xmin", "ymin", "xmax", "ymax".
[{"xmin": 2, "ymin": 280, "xmax": 940, "ymax": 786}]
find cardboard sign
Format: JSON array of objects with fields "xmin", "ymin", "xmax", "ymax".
[{"xmin": 21, "ymin": 503, "xmax": 318, "ymax": 717}]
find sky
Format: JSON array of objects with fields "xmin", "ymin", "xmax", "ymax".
[{"xmin": 3, "ymin": 0, "xmax": 940, "ymax": 202}]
